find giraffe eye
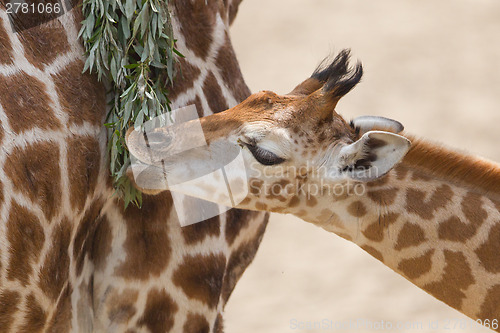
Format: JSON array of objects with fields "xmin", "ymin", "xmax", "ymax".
[{"xmin": 244, "ymin": 143, "xmax": 285, "ymax": 166}]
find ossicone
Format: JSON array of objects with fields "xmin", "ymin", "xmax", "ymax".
[{"xmin": 312, "ymin": 49, "xmax": 363, "ymax": 99}]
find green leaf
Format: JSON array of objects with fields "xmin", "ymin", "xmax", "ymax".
[
  {"xmin": 123, "ymin": 99, "xmax": 133, "ymax": 123},
  {"xmin": 140, "ymin": 5, "xmax": 149, "ymax": 38},
  {"xmin": 151, "ymin": 60, "xmax": 165, "ymax": 69},
  {"xmin": 151, "ymin": 13, "xmax": 158, "ymax": 37},
  {"xmin": 133, "ymin": 43, "xmax": 144, "ymax": 55},
  {"xmin": 134, "ymin": 110, "xmax": 144, "ymax": 130},
  {"xmin": 123, "ymin": 63, "xmax": 139, "ymax": 69},
  {"xmin": 86, "ymin": 14, "xmax": 95, "ymax": 34},
  {"xmin": 105, "ymin": 11, "xmax": 116, "ymax": 23},
  {"xmin": 81, "ymin": 0, "xmax": 180, "ymax": 207},
  {"xmin": 148, "ymin": 31, "xmax": 155, "ymax": 60},
  {"xmin": 173, "ymin": 48, "xmax": 184, "ymax": 58},
  {"xmin": 110, "ymin": 56, "xmax": 118, "ymax": 81},
  {"xmin": 119, "ymin": 15, "xmax": 131, "ymax": 40},
  {"xmin": 120, "ymin": 83, "xmax": 135, "ymax": 98},
  {"xmin": 82, "ymin": 56, "xmax": 92, "ymax": 73},
  {"xmin": 125, "ymin": 0, "xmax": 135, "ymax": 20},
  {"xmin": 132, "ymin": 6, "xmax": 142, "ymax": 33},
  {"xmin": 140, "ymin": 46, "xmax": 149, "ymax": 62},
  {"xmin": 150, "ymin": 0, "xmax": 159, "ymax": 13}
]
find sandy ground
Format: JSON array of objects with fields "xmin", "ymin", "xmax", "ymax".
[{"xmin": 224, "ymin": 1, "xmax": 500, "ymax": 332}]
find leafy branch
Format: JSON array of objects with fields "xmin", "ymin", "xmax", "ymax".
[{"xmin": 79, "ymin": 0, "xmax": 181, "ymax": 207}]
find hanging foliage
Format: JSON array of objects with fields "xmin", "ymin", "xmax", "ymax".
[{"xmin": 79, "ymin": 0, "xmax": 182, "ymax": 207}]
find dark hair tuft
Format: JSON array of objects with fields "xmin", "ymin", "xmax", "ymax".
[{"xmin": 311, "ymin": 49, "xmax": 363, "ymax": 98}]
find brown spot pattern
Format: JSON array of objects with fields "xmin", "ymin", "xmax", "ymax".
[
  {"xmin": 478, "ymin": 284, "xmax": 500, "ymax": 322},
  {"xmin": 182, "ymin": 215, "xmax": 220, "ymax": 245},
  {"xmin": 203, "ymin": 71, "xmax": 229, "ymax": 113},
  {"xmin": 248, "ymin": 178, "xmax": 263, "ymax": 196},
  {"xmin": 6, "ymin": 203, "xmax": 45, "ymax": 285},
  {"xmin": 52, "ymin": 60, "xmax": 105, "ymax": 126},
  {"xmin": 213, "ymin": 313, "xmax": 224, "ymax": 333},
  {"xmin": 0, "ymin": 72, "xmax": 61, "ymax": 133},
  {"xmin": 411, "ymin": 170, "xmax": 432, "ymax": 181},
  {"xmin": 395, "ymin": 223, "xmax": 426, "ymax": 250},
  {"xmin": 438, "ymin": 215, "xmax": 477, "ymax": 242},
  {"xmin": 4, "ymin": 141, "xmax": 61, "ymax": 220},
  {"xmin": 173, "ymin": 0, "xmax": 217, "ymax": 59},
  {"xmin": 0, "ymin": 290, "xmax": 20, "ymax": 331},
  {"xmin": 227, "ymin": 0, "xmax": 244, "ymax": 25},
  {"xmin": 137, "ymin": 289, "xmax": 178, "ymax": 333},
  {"xmin": 19, "ymin": 294, "xmax": 46, "ymax": 333},
  {"xmin": 186, "ymin": 95, "xmax": 205, "ymax": 118},
  {"xmin": 475, "ymin": 223, "xmax": 500, "ymax": 273},
  {"xmin": 347, "ymin": 200, "xmax": 367, "ymax": 217},
  {"xmin": 225, "ymin": 209, "xmax": 260, "ymax": 246},
  {"xmin": 215, "ymin": 33, "xmax": 251, "ymax": 102},
  {"xmin": 461, "ymin": 191, "xmax": 487, "ymax": 227},
  {"xmin": 222, "ymin": 218, "xmax": 268, "ymax": 304},
  {"xmin": 366, "ymin": 174, "xmax": 390, "ymax": 187},
  {"xmin": 67, "ymin": 136, "xmax": 101, "ymax": 211},
  {"xmin": 90, "ymin": 215, "xmax": 112, "ymax": 270},
  {"xmin": 406, "ymin": 184, "xmax": 453, "ymax": 220},
  {"xmin": 394, "ymin": 165, "xmax": 409, "ymax": 180},
  {"xmin": 266, "ymin": 179, "xmax": 290, "ymax": 202},
  {"xmin": 306, "ymin": 195, "xmax": 318, "ymax": 207},
  {"xmin": 39, "ymin": 218, "xmax": 71, "ymax": 301},
  {"xmin": 116, "ymin": 193, "xmax": 173, "ymax": 279},
  {"xmin": 168, "ymin": 57, "xmax": 202, "ymax": 101},
  {"xmin": 397, "ymin": 249, "xmax": 434, "ymax": 279},
  {"xmin": 106, "ymin": 289, "xmax": 139, "ymax": 324},
  {"xmin": 173, "ymin": 253, "xmax": 226, "ymax": 309},
  {"xmin": 289, "ymin": 196, "xmax": 300, "ymax": 208},
  {"xmin": 367, "ymin": 188, "xmax": 398, "ymax": 206},
  {"xmin": 45, "ymin": 284, "xmax": 72, "ymax": 333},
  {"xmin": 255, "ymin": 202, "xmax": 268, "ymax": 210},
  {"xmin": 424, "ymin": 250, "xmax": 474, "ymax": 310},
  {"xmin": 362, "ymin": 212, "xmax": 399, "ymax": 242},
  {"xmin": 0, "ymin": 18, "xmax": 14, "ymax": 64},
  {"xmin": 183, "ymin": 312, "xmax": 210, "ymax": 333},
  {"xmin": 19, "ymin": 20, "xmax": 69, "ymax": 69},
  {"xmin": 72, "ymin": 201, "xmax": 102, "ymax": 276},
  {"xmin": 361, "ymin": 245, "xmax": 384, "ymax": 262}
]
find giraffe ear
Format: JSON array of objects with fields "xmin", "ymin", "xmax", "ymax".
[
  {"xmin": 351, "ymin": 116, "xmax": 404, "ymax": 135},
  {"xmin": 337, "ymin": 131, "xmax": 411, "ymax": 181}
]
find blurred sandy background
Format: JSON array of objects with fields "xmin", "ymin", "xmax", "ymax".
[{"xmin": 224, "ymin": 0, "xmax": 500, "ymax": 332}]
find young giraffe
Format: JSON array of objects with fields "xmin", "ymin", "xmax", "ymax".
[
  {"xmin": 128, "ymin": 51, "xmax": 500, "ymax": 331},
  {"xmin": 0, "ymin": 0, "xmax": 268, "ymax": 332}
]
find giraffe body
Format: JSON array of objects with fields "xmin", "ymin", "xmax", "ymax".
[
  {"xmin": 128, "ymin": 51, "xmax": 500, "ymax": 331},
  {"xmin": 0, "ymin": 0, "xmax": 268, "ymax": 332}
]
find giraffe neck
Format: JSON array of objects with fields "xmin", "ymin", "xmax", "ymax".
[
  {"xmin": 307, "ymin": 137, "xmax": 500, "ymax": 323},
  {"xmin": 91, "ymin": 1, "xmax": 268, "ymax": 332},
  {"xmin": 0, "ymin": 1, "xmax": 269, "ymax": 332}
]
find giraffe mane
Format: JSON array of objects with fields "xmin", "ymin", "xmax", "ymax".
[{"xmin": 402, "ymin": 135, "xmax": 500, "ymax": 198}]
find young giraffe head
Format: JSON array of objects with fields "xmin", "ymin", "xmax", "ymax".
[{"xmin": 126, "ymin": 50, "xmax": 410, "ymax": 220}]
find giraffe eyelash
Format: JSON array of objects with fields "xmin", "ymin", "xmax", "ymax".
[{"xmin": 243, "ymin": 142, "xmax": 286, "ymax": 166}]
